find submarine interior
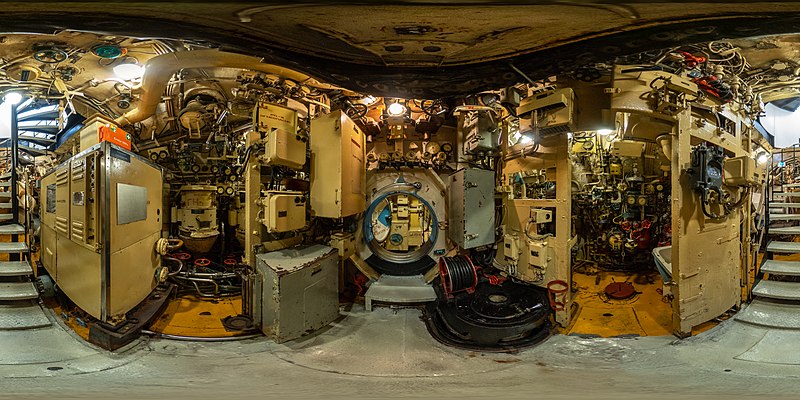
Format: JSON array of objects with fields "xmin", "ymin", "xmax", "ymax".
[{"xmin": 3, "ymin": 2, "xmax": 800, "ymax": 399}]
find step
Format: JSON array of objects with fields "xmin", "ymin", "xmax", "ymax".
[
  {"xmin": 0, "ymin": 203, "xmax": 12, "ymax": 209},
  {"xmin": 762, "ymin": 260, "xmax": 800, "ymax": 276},
  {"xmin": 736, "ymin": 299, "xmax": 800, "ymax": 329},
  {"xmin": 752, "ymin": 280, "xmax": 800, "ymax": 301},
  {"xmin": 785, "ymin": 183, "xmax": 800, "ymax": 188},
  {"xmin": 18, "ymin": 136, "xmax": 56, "ymax": 145},
  {"xmin": 769, "ymin": 203, "xmax": 800, "ymax": 208},
  {"xmin": 0, "ymin": 192, "xmax": 12, "ymax": 199},
  {"xmin": 767, "ymin": 241, "xmax": 800, "ymax": 254},
  {"xmin": 0, "ymin": 242, "xmax": 28, "ymax": 253},
  {"xmin": 769, "ymin": 214, "xmax": 800, "ymax": 221},
  {"xmin": 0, "ymin": 224, "xmax": 25, "ymax": 235},
  {"xmin": 0, "ymin": 214, "xmax": 14, "ymax": 221},
  {"xmin": 0, "ymin": 282, "xmax": 38, "ymax": 300},
  {"xmin": 0, "ymin": 261, "xmax": 32, "ymax": 277},
  {"xmin": 770, "ymin": 226, "xmax": 800, "ymax": 235},
  {"xmin": 774, "ymin": 192, "xmax": 800, "ymax": 197},
  {"xmin": 0, "ymin": 302, "xmax": 50, "ymax": 330}
]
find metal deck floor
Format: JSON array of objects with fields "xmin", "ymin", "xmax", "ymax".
[{"xmin": 2, "ymin": 305, "xmax": 800, "ymax": 399}]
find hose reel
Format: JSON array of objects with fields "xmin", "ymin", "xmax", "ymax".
[{"xmin": 438, "ymin": 255, "xmax": 479, "ymax": 298}]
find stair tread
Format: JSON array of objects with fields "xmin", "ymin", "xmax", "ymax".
[
  {"xmin": 0, "ymin": 261, "xmax": 31, "ymax": 277},
  {"xmin": 0, "ymin": 192, "xmax": 12, "ymax": 198},
  {"xmin": 0, "ymin": 224, "xmax": 25, "ymax": 235},
  {"xmin": 769, "ymin": 226, "xmax": 800, "ymax": 235},
  {"xmin": 0, "ymin": 282, "xmax": 38, "ymax": 300},
  {"xmin": 0, "ymin": 242, "xmax": 28, "ymax": 253},
  {"xmin": 767, "ymin": 241, "xmax": 800, "ymax": 253},
  {"xmin": 753, "ymin": 280, "xmax": 800, "ymax": 301},
  {"xmin": 785, "ymin": 183, "xmax": 800, "ymax": 188},
  {"xmin": 774, "ymin": 192, "xmax": 800, "ymax": 197},
  {"xmin": 770, "ymin": 202, "xmax": 800, "ymax": 207},
  {"xmin": 769, "ymin": 214, "xmax": 800, "ymax": 220},
  {"xmin": 736, "ymin": 299, "xmax": 800, "ymax": 329},
  {"xmin": 0, "ymin": 302, "xmax": 49, "ymax": 330},
  {"xmin": 762, "ymin": 260, "xmax": 800, "ymax": 276}
]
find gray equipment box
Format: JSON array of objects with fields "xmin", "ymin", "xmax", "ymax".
[
  {"xmin": 253, "ymin": 244, "xmax": 339, "ymax": 343},
  {"xmin": 448, "ymin": 168, "xmax": 496, "ymax": 249}
]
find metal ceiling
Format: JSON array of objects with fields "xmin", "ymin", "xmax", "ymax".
[{"xmin": 3, "ymin": 2, "xmax": 800, "ymax": 97}]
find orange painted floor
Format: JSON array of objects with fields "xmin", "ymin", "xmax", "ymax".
[
  {"xmin": 148, "ymin": 295, "xmax": 245, "ymax": 337},
  {"xmin": 564, "ymin": 268, "xmax": 674, "ymax": 337}
]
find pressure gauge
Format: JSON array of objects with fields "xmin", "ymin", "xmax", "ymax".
[
  {"xmin": 216, "ymin": 186, "xmax": 225, "ymax": 194},
  {"xmin": 637, "ymin": 196, "xmax": 647, "ymax": 206},
  {"xmin": 441, "ymin": 142, "xmax": 453, "ymax": 153},
  {"xmin": 706, "ymin": 165, "xmax": 721, "ymax": 179},
  {"xmin": 627, "ymin": 195, "xmax": 636, "ymax": 205},
  {"xmin": 426, "ymin": 142, "xmax": 441, "ymax": 154},
  {"xmin": 226, "ymin": 187, "xmax": 234, "ymax": 195},
  {"xmin": 656, "ymin": 184, "xmax": 664, "ymax": 192}
]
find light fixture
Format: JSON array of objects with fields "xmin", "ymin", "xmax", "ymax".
[
  {"xmin": 3, "ymin": 92, "xmax": 23, "ymax": 105},
  {"xmin": 519, "ymin": 135, "xmax": 533, "ymax": 144},
  {"xmin": 113, "ymin": 62, "xmax": 145, "ymax": 81},
  {"xmin": 597, "ymin": 129, "xmax": 614, "ymax": 136},
  {"xmin": 757, "ymin": 152, "xmax": 770, "ymax": 165},
  {"xmin": 387, "ymin": 102, "xmax": 407, "ymax": 117}
]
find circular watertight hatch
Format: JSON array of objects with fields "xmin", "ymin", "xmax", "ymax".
[
  {"xmin": 424, "ymin": 280, "xmax": 551, "ymax": 351},
  {"xmin": 605, "ymin": 281, "xmax": 636, "ymax": 300}
]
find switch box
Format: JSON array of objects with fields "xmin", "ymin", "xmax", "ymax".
[
  {"xmin": 503, "ymin": 234, "xmax": 520, "ymax": 261},
  {"xmin": 261, "ymin": 127, "xmax": 306, "ymax": 169},
  {"xmin": 723, "ymin": 155, "xmax": 763, "ymax": 186},
  {"xmin": 448, "ymin": 168, "xmax": 495, "ymax": 249},
  {"xmin": 261, "ymin": 191, "xmax": 306, "ymax": 233},
  {"xmin": 530, "ymin": 208, "xmax": 552, "ymax": 224},
  {"xmin": 528, "ymin": 240, "xmax": 549, "ymax": 269}
]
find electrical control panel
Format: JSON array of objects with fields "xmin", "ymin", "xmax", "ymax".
[
  {"xmin": 448, "ymin": 168, "xmax": 496, "ymax": 249},
  {"xmin": 310, "ymin": 110, "xmax": 367, "ymax": 218}
]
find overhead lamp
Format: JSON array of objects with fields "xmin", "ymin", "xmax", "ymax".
[
  {"xmin": 519, "ymin": 135, "xmax": 533, "ymax": 144},
  {"xmin": 112, "ymin": 62, "xmax": 145, "ymax": 81},
  {"xmin": 597, "ymin": 129, "xmax": 615, "ymax": 136},
  {"xmin": 3, "ymin": 92, "xmax": 23, "ymax": 105},
  {"xmin": 387, "ymin": 102, "xmax": 407, "ymax": 117},
  {"xmin": 757, "ymin": 152, "xmax": 771, "ymax": 165}
]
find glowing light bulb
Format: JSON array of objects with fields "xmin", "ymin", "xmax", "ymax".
[
  {"xmin": 597, "ymin": 129, "xmax": 614, "ymax": 136},
  {"xmin": 387, "ymin": 102, "xmax": 407, "ymax": 116},
  {"xmin": 757, "ymin": 152, "xmax": 770, "ymax": 165},
  {"xmin": 520, "ymin": 135, "xmax": 533, "ymax": 144},
  {"xmin": 3, "ymin": 92, "xmax": 22, "ymax": 104},
  {"xmin": 113, "ymin": 63, "xmax": 145, "ymax": 81}
]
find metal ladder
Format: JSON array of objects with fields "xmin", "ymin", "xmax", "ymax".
[{"xmin": 737, "ymin": 147, "xmax": 800, "ymax": 329}]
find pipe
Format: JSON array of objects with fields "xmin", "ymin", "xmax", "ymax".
[
  {"xmin": 140, "ymin": 330, "xmax": 261, "ymax": 342},
  {"xmin": 114, "ymin": 49, "xmax": 325, "ymax": 126}
]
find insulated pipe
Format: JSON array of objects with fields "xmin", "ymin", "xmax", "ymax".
[{"xmin": 114, "ymin": 49, "xmax": 325, "ymax": 126}]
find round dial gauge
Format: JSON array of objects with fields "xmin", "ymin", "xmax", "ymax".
[{"xmin": 426, "ymin": 142, "xmax": 441, "ymax": 154}]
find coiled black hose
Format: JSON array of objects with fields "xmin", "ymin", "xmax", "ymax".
[{"xmin": 439, "ymin": 255, "xmax": 478, "ymax": 296}]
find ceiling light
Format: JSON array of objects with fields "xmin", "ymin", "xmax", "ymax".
[
  {"xmin": 597, "ymin": 129, "xmax": 614, "ymax": 136},
  {"xmin": 519, "ymin": 135, "xmax": 533, "ymax": 144},
  {"xmin": 757, "ymin": 152, "xmax": 770, "ymax": 165},
  {"xmin": 113, "ymin": 63, "xmax": 145, "ymax": 81},
  {"xmin": 3, "ymin": 92, "xmax": 23, "ymax": 104},
  {"xmin": 387, "ymin": 102, "xmax": 407, "ymax": 117}
]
